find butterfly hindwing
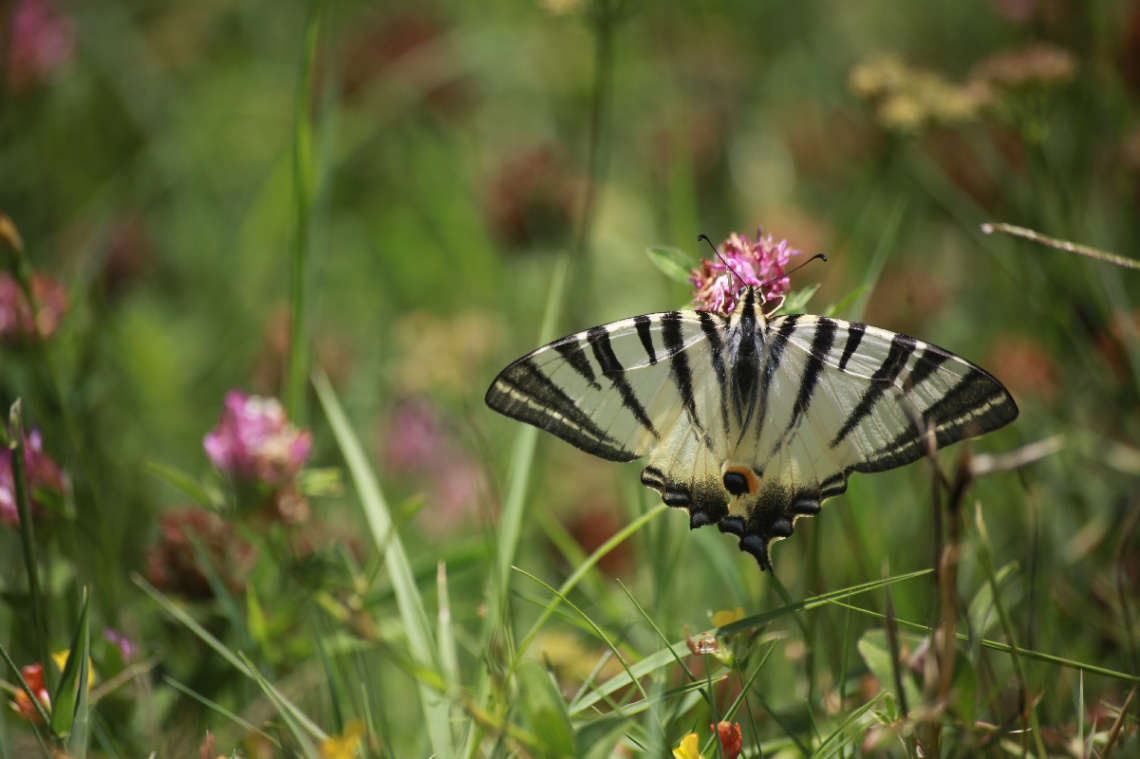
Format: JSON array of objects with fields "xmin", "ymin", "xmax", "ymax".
[{"xmin": 485, "ymin": 286, "xmax": 1019, "ymax": 572}]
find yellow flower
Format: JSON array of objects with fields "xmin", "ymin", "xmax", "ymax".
[
  {"xmin": 672, "ymin": 732, "xmax": 705, "ymax": 759},
  {"xmin": 319, "ymin": 720, "xmax": 364, "ymax": 759},
  {"xmin": 51, "ymin": 649, "xmax": 95, "ymax": 691},
  {"xmin": 712, "ymin": 607, "xmax": 745, "ymax": 627}
]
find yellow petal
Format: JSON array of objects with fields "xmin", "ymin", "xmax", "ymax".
[
  {"xmin": 672, "ymin": 732, "xmax": 705, "ymax": 759},
  {"xmin": 51, "ymin": 649, "xmax": 96, "ymax": 691},
  {"xmin": 319, "ymin": 720, "xmax": 364, "ymax": 759},
  {"xmin": 712, "ymin": 607, "xmax": 745, "ymax": 627}
]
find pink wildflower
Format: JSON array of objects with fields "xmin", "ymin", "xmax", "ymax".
[
  {"xmin": 0, "ymin": 428, "xmax": 65, "ymax": 529},
  {"xmin": 486, "ymin": 147, "xmax": 580, "ymax": 249},
  {"xmin": 203, "ymin": 392, "xmax": 312, "ymax": 488},
  {"xmin": 381, "ymin": 398, "xmax": 447, "ymax": 472},
  {"xmin": 102, "ymin": 628, "xmax": 138, "ymax": 662},
  {"xmin": 8, "ymin": 0, "xmax": 74, "ymax": 93},
  {"xmin": 146, "ymin": 507, "xmax": 255, "ymax": 599},
  {"xmin": 689, "ymin": 228, "xmax": 801, "ymax": 313},
  {"xmin": 0, "ymin": 272, "xmax": 68, "ymax": 341},
  {"xmin": 379, "ymin": 398, "xmax": 484, "ymax": 536}
]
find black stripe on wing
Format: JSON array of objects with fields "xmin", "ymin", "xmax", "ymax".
[
  {"xmin": 784, "ymin": 316, "xmax": 838, "ymax": 436},
  {"xmin": 634, "ymin": 315, "xmax": 658, "ymax": 365},
  {"xmin": 662, "ymin": 311, "xmax": 713, "ymax": 449},
  {"xmin": 698, "ymin": 311, "xmax": 731, "ymax": 435},
  {"xmin": 837, "ymin": 322, "xmax": 866, "ymax": 371},
  {"xmin": 486, "ymin": 356, "xmax": 633, "ymax": 461},
  {"xmin": 553, "ymin": 338, "xmax": 601, "ymax": 390},
  {"xmin": 853, "ymin": 362, "xmax": 1019, "ymax": 474},
  {"xmin": 829, "ymin": 333, "xmax": 916, "ymax": 449},
  {"xmin": 587, "ymin": 325, "xmax": 660, "ymax": 440},
  {"xmin": 753, "ymin": 314, "xmax": 800, "ymax": 442}
]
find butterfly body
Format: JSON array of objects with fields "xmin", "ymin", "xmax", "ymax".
[{"xmin": 486, "ymin": 285, "xmax": 1018, "ymax": 571}]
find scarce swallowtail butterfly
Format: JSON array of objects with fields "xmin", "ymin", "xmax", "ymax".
[{"xmin": 485, "ymin": 267, "xmax": 1018, "ymax": 572}]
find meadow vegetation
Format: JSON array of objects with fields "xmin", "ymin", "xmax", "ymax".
[{"xmin": 1, "ymin": 0, "xmax": 1138, "ymax": 756}]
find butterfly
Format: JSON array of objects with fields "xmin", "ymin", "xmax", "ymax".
[{"xmin": 485, "ymin": 284, "xmax": 1018, "ymax": 571}]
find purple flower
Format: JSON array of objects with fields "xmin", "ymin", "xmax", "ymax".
[
  {"xmin": 203, "ymin": 392, "xmax": 312, "ymax": 488},
  {"xmin": 689, "ymin": 229, "xmax": 801, "ymax": 313},
  {"xmin": 102, "ymin": 628, "xmax": 138, "ymax": 662},
  {"xmin": 146, "ymin": 507, "xmax": 255, "ymax": 598},
  {"xmin": 0, "ymin": 428, "xmax": 65, "ymax": 529},
  {"xmin": 379, "ymin": 397, "xmax": 484, "ymax": 536},
  {"xmin": 8, "ymin": 0, "xmax": 74, "ymax": 93},
  {"xmin": 381, "ymin": 399, "xmax": 447, "ymax": 473},
  {"xmin": 0, "ymin": 272, "xmax": 68, "ymax": 341}
]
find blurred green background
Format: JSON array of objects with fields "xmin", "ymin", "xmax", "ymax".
[{"xmin": 1, "ymin": 0, "xmax": 1139, "ymax": 755}]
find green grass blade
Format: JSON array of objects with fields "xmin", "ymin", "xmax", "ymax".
[
  {"xmin": 514, "ymin": 503, "xmax": 668, "ymax": 669},
  {"xmin": 8, "ymin": 400, "xmax": 52, "ymax": 690},
  {"xmin": 162, "ymin": 676, "xmax": 279, "ymax": 745},
  {"xmin": 133, "ymin": 573, "xmax": 250, "ymax": 675},
  {"xmin": 846, "ymin": 198, "xmax": 906, "ymax": 321},
  {"xmin": 973, "ymin": 504, "xmax": 1048, "ymax": 758},
  {"xmin": 824, "ymin": 598, "xmax": 1140, "ymax": 684},
  {"xmin": 51, "ymin": 589, "xmax": 90, "ymax": 737},
  {"xmin": 135, "ymin": 573, "xmax": 330, "ymax": 738},
  {"xmin": 465, "ymin": 255, "xmax": 569, "ymax": 759},
  {"xmin": 286, "ymin": 0, "xmax": 320, "ymax": 422},
  {"xmin": 66, "ymin": 593, "xmax": 90, "ymax": 758},
  {"xmin": 239, "ymin": 653, "xmax": 322, "ymax": 759},
  {"xmin": 569, "ymin": 570, "xmax": 931, "ymax": 715},
  {"xmin": 488, "ymin": 253, "xmax": 570, "ymax": 622},
  {"xmin": 811, "ymin": 691, "xmax": 887, "ymax": 759},
  {"xmin": 601, "ymin": 676, "xmax": 727, "ymax": 719},
  {"xmin": 0, "ymin": 637, "xmax": 52, "ymax": 727},
  {"xmin": 514, "ymin": 567, "xmax": 649, "ymax": 702},
  {"xmin": 438, "ymin": 561, "xmax": 460, "ymax": 690},
  {"xmin": 314, "ymin": 370, "xmax": 454, "ymax": 758},
  {"xmin": 142, "ymin": 461, "xmax": 217, "ymax": 508}
]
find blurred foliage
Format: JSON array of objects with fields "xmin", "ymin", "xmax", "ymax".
[{"xmin": 2, "ymin": 0, "xmax": 1140, "ymax": 755}]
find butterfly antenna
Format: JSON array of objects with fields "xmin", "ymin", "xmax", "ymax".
[
  {"xmin": 697, "ymin": 233, "xmax": 748, "ymax": 288},
  {"xmin": 758, "ymin": 252, "xmax": 827, "ymax": 291}
]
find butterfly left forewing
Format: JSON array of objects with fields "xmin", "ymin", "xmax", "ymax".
[{"xmin": 486, "ymin": 309, "xmax": 725, "ymax": 462}]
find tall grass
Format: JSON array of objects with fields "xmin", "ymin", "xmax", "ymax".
[{"xmin": 1, "ymin": 0, "xmax": 1138, "ymax": 756}]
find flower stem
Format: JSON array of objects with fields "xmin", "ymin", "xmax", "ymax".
[
  {"xmin": 9, "ymin": 399, "xmax": 54, "ymax": 693},
  {"xmin": 287, "ymin": 0, "xmax": 321, "ymax": 423}
]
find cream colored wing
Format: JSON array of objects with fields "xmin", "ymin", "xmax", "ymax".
[
  {"xmin": 717, "ymin": 314, "xmax": 1018, "ymax": 570},
  {"xmin": 486, "ymin": 309, "xmax": 735, "ymax": 529}
]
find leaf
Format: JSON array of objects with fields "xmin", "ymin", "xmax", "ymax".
[
  {"xmin": 315, "ymin": 370, "xmax": 454, "ymax": 758},
  {"xmin": 67, "ymin": 593, "xmax": 91, "ymax": 758},
  {"xmin": 967, "ymin": 561, "xmax": 1018, "ymax": 638},
  {"xmin": 781, "ymin": 283, "xmax": 820, "ymax": 314},
  {"xmin": 576, "ymin": 715, "xmax": 629, "ymax": 759},
  {"xmin": 143, "ymin": 460, "xmax": 219, "ymax": 508},
  {"xmin": 52, "ymin": 590, "xmax": 91, "ymax": 738},
  {"xmin": 247, "ymin": 582, "xmax": 268, "ymax": 649},
  {"xmin": 517, "ymin": 660, "xmax": 577, "ymax": 759},
  {"xmin": 821, "ymin": 286, "xmax": 868, "ymax": 319},
  {"xmin": 647, "ymin": 246, "xmax": 697, "ymax": 284},
  {"xmin": 239, "ymin": 653, "xmax": 323, "ymax": 759},
  {"xmin": 569, "ymin": 570, "xmax": 932, "ymax": 716},
  {"xmin": 856, "ymin": 629, "xmax": 922, "ymax": 714},
  {"xmin": 298, "ymin": 466, "xmax": 344, "ymax": 497}
]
